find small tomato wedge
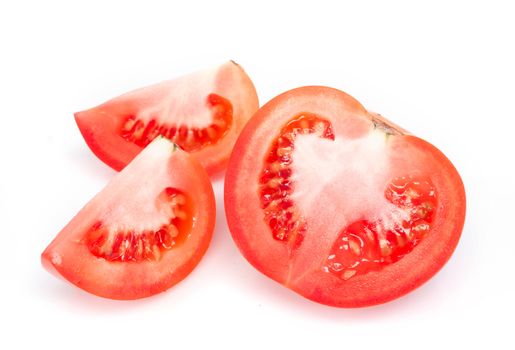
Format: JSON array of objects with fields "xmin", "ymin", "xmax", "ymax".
[
  {"xmin": 75, "ymin": 61, "xmax": 258, "ymax": 175},
  {"xmin": 42, "ymin": 137, "xmax": 215, "ymax": 300},
  {"xmin": 225, "ymin": 86, "xmax": 466, "ymax": 308}
]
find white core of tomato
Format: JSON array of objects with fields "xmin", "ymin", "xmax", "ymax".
[
  {"xmin": 290, "ymin": 129, "xmax": 408, "ymax": 242},
  {"xmin": 97, "ymin": 138, "xmax": 177, "ymax": 233},
  {"xmin": 133, "ymin": 66, "xmax": 219, "ymax": 129}
]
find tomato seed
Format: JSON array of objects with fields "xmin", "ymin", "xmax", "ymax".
[
  {"xmin": 323, "ymin": 175, "xmax": 437, "ymax": 280},
  {"xmin": 259, "ymin": 113, "xmax": 335, "ymax": 251},
  {"xmin": 85, "ymin": 188, "xmax": 191, "ymax": 262},
  {"xmin": 348, "ymin": 238, "xmax": 362, "ymax": 256},
  {"xmin": 119, "ymin": 93, "xmax": 232, "ymax": 152},
  {"xmin": 342, "ymin": 269, "xmax": 357, "ymax": 280}
]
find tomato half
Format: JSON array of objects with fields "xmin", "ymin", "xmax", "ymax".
[
  {"xmin": 224, "ymin": 86, "xmax": 466, "ymax": 307},
  {"xmin": 75, "ymin": 61, "xmax": 258, "ymax": 175},
  {"xmin": 42, "ymin": 137, "xmax": 215, "ymax": 300}
]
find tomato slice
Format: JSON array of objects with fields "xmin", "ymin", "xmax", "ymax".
[
  {"xmin": 42, "ymin": 137, "xmax": 215, "ymax": 300},
  {"xmin": 225, "ymin": 86, "xmax": 466, "ymax": 307},
  {"xmin": 75, "ymin": 61, "xmax": 258, "ymax": 175}
]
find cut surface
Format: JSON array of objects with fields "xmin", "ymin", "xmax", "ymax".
[
  {"xmin": 75, "ymin": 60, "xmax": 258, "ymax": 174},
  {"xmin": 323, "ymin": 175, "xmax": 437, "ymax": 280},
  {"xmin": 42, "ymin": 137, "xmax": 216, "ymax": 300},
  {"xmin": 261, "ymin": 114, "xmax": 438, "ymax": 279},
  {"xmin": 86, "ymin": 187, "xmax": 193, "ymax": 262},
  {"xmin": 259, "ymin": 113, "xmax": 334, "ymax": 249},
  {"xmin": 119, "ymin": 93, "xmax": 233, "ymax": 152},
  {"xmin": 225, "ymin": 86, "xmax": 466, "ymax": 307}
]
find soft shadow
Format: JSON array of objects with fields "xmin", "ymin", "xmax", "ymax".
[
  {"xmin": 215, "ymin": 169, "xmax": 455, "ymax": 321},
  {"xmin": 229, "ymin": 255, "xmax": 447, "ymax": 322},
  {"xmin": 37, "ymin": 271, "xmax": 158, "ymax": 314},
  {"xmin": 35, "ymin": 265, "xmax": 193, "ymax": 314}
]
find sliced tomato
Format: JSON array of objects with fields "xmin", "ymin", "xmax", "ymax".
[
  {"xmin": 42, "ymin": 137, "xmax": 215, "ymax": 300},
  {"xmin": 75, "ymin": 61, "xmax": 258, "ymax": 175},
  {"xmin": 225, "ymin": 86, "xmax": 466, "ymax": 307}
]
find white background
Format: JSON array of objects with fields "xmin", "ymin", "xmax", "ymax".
[{"xmin": 1, "ymin": 1, "xmax": 514, "ymax": 348}]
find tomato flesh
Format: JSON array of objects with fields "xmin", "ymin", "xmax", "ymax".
[
  {"xmin": 260, "ymin": 113, "xmax": 334, "ymax": 249},
  {"xmin": 119, "ymin": 93, "xmax": 233, "ymax": 152},
  {"xmin": 324, "ymin": 175, "xmax": 437, "ymax": 280},
  {"xmin": 225, "ymin": 86, "xmax": 466, "ymax": 307},
  {"xmin": 260, "ymin": 114, "xmax": 438, "ymax": 280},
  {"xmin": 75, "ymin": 61, "xmax": 258, "ymax": 174},
  {"xmin": 85, "ymin": 187, "xmax": 193, "ymax": 262},
  {"xmin": 42, "ymin": 137, "xmax": 215, "ymax": 300}
]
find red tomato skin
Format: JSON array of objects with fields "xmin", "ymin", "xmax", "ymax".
[
  {"xmin": 293, "ymin": 136, "xmax": 466, "ymax": 308},
  {"xmin": 42, "ymin": 140, "xmax": 216, "ymax": 300},
  {"xmin": 75, "ymin": 61, "xmax": 258, "ymax": 175},
  {"xmin": 224, "ymin": 86, "xmax": 466, "ymax": 307}
]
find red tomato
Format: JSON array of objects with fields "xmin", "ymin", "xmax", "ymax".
[
  {"xmin": 42, "ymin": 137, "xmax": 215, "ymax": 300},
  {"xmin": 75, "ymin": 61, "xmax": 258, "ymax": 175},
  {"xmin": 225, "ymin": 86, "xmax": 466, "ymax": 307}
]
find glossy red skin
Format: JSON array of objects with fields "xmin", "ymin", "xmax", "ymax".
[
  {"xmin": 225, "ymin": 86, "xmax": 466, "ymax": 308},
  {"xmin": 75, "ymin": 61, "xmax": 259, "ymax": 175},
  {"xmin": 42, "ymin": 141, "xmax": 216, "ymax": 300}
]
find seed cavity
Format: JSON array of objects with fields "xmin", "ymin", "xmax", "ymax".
[
  {"xmin": 259, "ymin": 113, "xmax": 334, "ymax": 248},
  {"xmin": 85, "ymin": 187, "xmax": 192, "ymax": 262},
  {"xmin": 323, "ymin": 176, "xmax": 437, "ymax": 280},
  {"xmin": 120, "ymin": 93, "xmax": 232, "ymax": 151}
]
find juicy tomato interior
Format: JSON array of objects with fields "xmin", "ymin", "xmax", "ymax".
[
  {"xmin": 85, "ymin": 187, "xmax": 194, "ymax": 262},
  {"xmin": 225, "ymin": 86, "xmax": 466, "ymax": 307},
  {"xmin": 323, "ymin": 175, "xmax": 437, "ymax": 280},
  {"xmin": 42, "ymin": 137, "xmax": 216, "ymax": 300},
  {"xmin": 119, "ymin": 93, "xmax": 233, "ymax": 152},
  {"xmin": 259, "ymin": 113, "xmax": 334, "ymax": 248},
  {"xmin": 75, "ymin": 60, "xmax": 258, "ymax": 174}
]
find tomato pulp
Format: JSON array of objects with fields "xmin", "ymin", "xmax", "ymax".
[
  {"xmin": 75, "ymin": 61, "xmax": 258, "ymax": 175},
  {"xmin": 42, "ymin": 137, "xmax": 216, "ymax": 299},
  {"xmin": 225, "ymin": 86, "xmax": 466, "ymax": 307}
]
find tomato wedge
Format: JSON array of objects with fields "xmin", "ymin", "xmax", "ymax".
[
  {"xmin": 42, "ymin": 137, "xmax": 215, "ymax": 300},
  {"xmin": 75, "ymin": 61, "xmax": 258, "ymax": 175},
  {"xmin": 225, "ymin": 86, "xmax": 466, "ymax": 307}
]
